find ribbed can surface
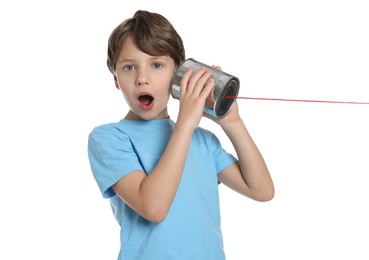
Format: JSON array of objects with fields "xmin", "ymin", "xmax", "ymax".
[{"xmin": 171, "ymin": 58, "xmax": 240, "ymax": 118}]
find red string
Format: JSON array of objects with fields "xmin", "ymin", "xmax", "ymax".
[{"xmin": 225, "ymin": 96, "xmax": 369, "ymax": 105}]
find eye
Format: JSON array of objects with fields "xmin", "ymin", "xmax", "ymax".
[
  {"xmin": 123, "ymin": 64, "xmax": 135, "ymax": 71},
  {"xmin": 152, "ymin": 62, "xmax": 162, "ymax": 69}
]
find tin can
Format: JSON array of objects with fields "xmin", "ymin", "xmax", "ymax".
[{"xmin": 171, "ymin": 58, "xmax": 240, "ymax": 118}]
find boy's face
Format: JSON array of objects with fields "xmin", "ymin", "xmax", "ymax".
[{"xmin": 114, "ymin": 36, "xmax": 176, "ymax": 120}]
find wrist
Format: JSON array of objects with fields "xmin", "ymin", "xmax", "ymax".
[
  {"xmin": 174, "ymin": 120, "xmax": 196, "ymax": 137},
  {"xmin": 220, "ymin": 118, "xmax": 245, "ymax": 133}
]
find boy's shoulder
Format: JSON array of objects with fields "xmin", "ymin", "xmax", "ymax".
[
  {"xmin": 89, "ymin": 118, "xmax": 174, "ymax": 140},
  {"xmin": 193, "ymin": 125, "xmax": 216, "ymax": 138},
  {"xmin": 192, "ymin": 126, "xmax": 220, "ymax": 148},
  {"xmin": 89, "ymin": 120, "xmax": 219, "ymax": 145},
  {"xmin": 90, "ymin": 121, "xmax": 121, "ymax": 134},
  {"xmin": 88, "ymin": 121, "xmax": 128, "ymax": 144}
]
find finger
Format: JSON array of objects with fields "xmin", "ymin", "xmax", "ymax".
[
  {"xmin": 179, "ymin": 68, "xmax": 193, "ymax": 98},
  {"xmin": 187, "ymin": 67, "xmax": 209, "ymax": 94},
  {"xmin": 191, "ymin": 68, "xmax": 213, "ymax": 96},
  {"xmin": 199, "ymin": 77, "xmax": 215, "ymax": 100},
  {"xmin": 212, "ymin": 65, "xmax": 222, "ymax": 71}
]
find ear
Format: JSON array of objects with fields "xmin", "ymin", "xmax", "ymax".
[{"xmin": 113, "ymin": 75, "xmax": 120, "ymax": 90}]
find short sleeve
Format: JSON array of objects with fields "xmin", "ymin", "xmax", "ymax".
[
  {"xmin": 208, "ymin": 132, "xmax": 238, "ymax": 174},
  {"xmin": 88, "ymin": 126, "xmax": 143, "ymax": 198}
]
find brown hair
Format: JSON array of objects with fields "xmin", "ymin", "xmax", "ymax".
[{"xmin": 107, "ymin": 10, "xmax": 185, "ymax": 74}]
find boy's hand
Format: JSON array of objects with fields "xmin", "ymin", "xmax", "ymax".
[
  {"xmin": 176, "ymin": 67, "xmax": 215, "ymax": 131},
  {"xmin": 203, "ymin": 65, "xmax": 242, "ymax": 127}
]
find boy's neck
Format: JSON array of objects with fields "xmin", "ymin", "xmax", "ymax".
[{"xmin": 124, "ymin": 110, "xmax": 169, "ymax": 121}]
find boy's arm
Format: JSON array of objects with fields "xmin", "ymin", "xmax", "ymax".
[
  {"xmin": 112, "ymin": 68, "xmax": 215, "ymax": 223},
  {"xmin": 216, "ymin": 102, "xmax": 275, "ymax": 201},
  {"xmin": 112, "ymin": 124, "xmax": 193, "ymax": 222}
]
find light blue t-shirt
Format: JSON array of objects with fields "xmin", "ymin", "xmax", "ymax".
[{"xmin": 88, "ymin": 118, "xmax": 238, "ymax": 259}]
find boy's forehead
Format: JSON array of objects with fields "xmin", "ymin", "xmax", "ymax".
[
  {"xmin": 118, "ymin": 42, "xmax": 171, "ymax": 63},
  {"xmin": 118, "ymin": 37, "xmax": 137, "ymax": 54},
  {"xmin": 117, "ymin": 37, "xmax": 175, "ymax": 66}
]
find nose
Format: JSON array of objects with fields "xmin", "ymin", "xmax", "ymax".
[{"xmin": 136, "ymin": 69, "xmax": 149, "ymax": 86}]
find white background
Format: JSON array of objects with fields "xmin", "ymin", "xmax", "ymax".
[{"xmin": 1, "ymin": 0, "xmax": 368, "ymax": 259}]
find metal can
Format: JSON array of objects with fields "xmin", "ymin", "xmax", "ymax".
[{"xmin": 171, "ymin": 58, "xmax": 240, "ymax": 118}]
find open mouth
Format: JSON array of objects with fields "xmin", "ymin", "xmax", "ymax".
[{"xmin": 138, "ymin": 93, "xmax": 154, "ymax": 109}]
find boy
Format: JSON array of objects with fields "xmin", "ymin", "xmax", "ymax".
[{"xmin": 88, "ymin": 10, "xmax": 274, "ymax": 259}]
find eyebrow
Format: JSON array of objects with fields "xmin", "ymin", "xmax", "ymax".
[
  {"xmin": 117, "ymin": 57, "xmax": 135, "ymax": 64},
  {"xmin": 118, "ymin": 56, "xmax": 170, "ymax": 65}
]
